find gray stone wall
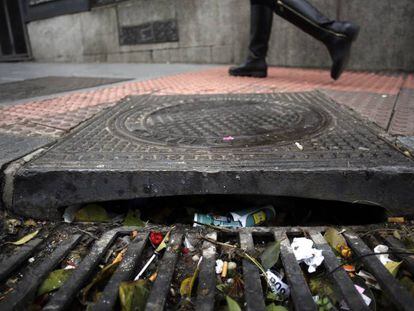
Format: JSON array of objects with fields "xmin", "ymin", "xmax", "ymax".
[{"xmin": 27, "ymin": 0, "xmax": 414, "ymax": 71}]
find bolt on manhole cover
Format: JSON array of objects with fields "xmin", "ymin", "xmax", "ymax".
[
  {"xmin": 113, "ymin": 97, "xmax": 331, "ymax": 147},
  {"xmin": 9, "ymin": 92, "xmax": 414, "ymax": 219}
]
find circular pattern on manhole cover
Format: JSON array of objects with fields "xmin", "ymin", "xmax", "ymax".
[{"xmin": 112, "ymin": 97, "xmax": 331, "ymax": 148}]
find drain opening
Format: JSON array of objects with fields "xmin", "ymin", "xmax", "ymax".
[{"xmin": 61, "ymin": 195, "xmax": 388, "ymax": 227}]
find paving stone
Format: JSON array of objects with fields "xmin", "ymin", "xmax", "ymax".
[
  {"xmin": 10, "ymin": 92, "xmax": 414, "ymax": 219},
  {"xmin": 0, "ymin": 76, "xmax": 128, "ymax": 104},
  {"xmin": 388, "ymin": 89, "xmax": 414, "ymax": 136}
]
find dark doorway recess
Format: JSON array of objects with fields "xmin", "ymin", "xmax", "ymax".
[{"xmin": 0, "ymin": 0, "xmax": 31, "ymax": 61}]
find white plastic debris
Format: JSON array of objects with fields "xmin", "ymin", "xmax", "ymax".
[
  {"xmin": 28, "ymin": 257, "xmax": 35, "ymax": 263},
  {"xmin": 374, "ymin": 244, "xmax": 392, "ymax": 265},
  {"xmin": 184, "ymin": 236, "xmax": 196, "ymax": 252},
  {"xmin": 228, "ymin": 261, "xmax": 237, "ymax": 271},
  {"xmin": 340, "ymin": 285, "xmax": 372, "ymax": 309},
  {"xmin": 192, "ymin": 254, "xmax": 200, "ymax": 262},
  {"xmin": 291, "ymin": 237, "xmax": 324, "ymax": 273},
  {"xmin": 215, "ymin": 259, "xmax": 224, "ymax": 274},
  {"xmin": 356, "ymin": 270, "xmax": 381, "ymax": 290},
  {"xmin": 295, "ymin": 142, "xmax": 304, "ymax": 151},
  {"xmin": 266, "ymin": 270, "xmax": 290, "ymax": 298}
]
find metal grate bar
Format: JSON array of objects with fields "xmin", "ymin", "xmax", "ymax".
[
  {"xmin": 310, "ymin": 231, "xmax": 369, "ymax": 311},
  {"xmin": 384, "ymin": 236, "xmax": 414, "ymax": 276},
  {"xmin": 0, "ymin": 238, "xmax": 43, "ymax": 283},
  {"xmin": 275, "ymin": 231, "xmax": 317, "ymax": 311},
  {"xmin": 43, "ymin": 228, "xmax": 129, "ymax": 311},
  {"xmin": 0, "ymin": 234, "xmax": 82, "ymax": 311},
  {"xmin": 239, "ymin": 231, "xmax": 266, "ymax": 311},
  {"xmin": 90, "ymin": 232, "xmax": 149, "ymax": 311},
  {"xmin": 344, "ymin": 231, "xmax": 414, "ymax": 311},
  {"xmin": 145, "ymin": 232, "xmax": 183, "ymax": 311},
  {"xmin": 196, "ymin": 231, "xmax": 217, "ymax": 311}
]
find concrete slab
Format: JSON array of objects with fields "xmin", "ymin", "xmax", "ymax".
[{"xmin": 10, "ymin": 92, "xmax": 414, "ymax": 219}]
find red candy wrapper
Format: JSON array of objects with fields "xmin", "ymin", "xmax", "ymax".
[{"xmin": 150, "ymin": 231, "xmax": 163, "ymax": 247}]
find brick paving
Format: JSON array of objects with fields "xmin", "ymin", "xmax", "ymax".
[{"xmin": 0, "ymin": 67, "xmax": 412, "ymax": 138}]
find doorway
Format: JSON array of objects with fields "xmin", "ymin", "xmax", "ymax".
[{"xmin": 0, "ymin": 0, "xmax": 31, "ymax": 61}]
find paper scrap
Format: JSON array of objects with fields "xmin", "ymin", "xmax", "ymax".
[
  {"xmin": 291, "ymin": 237, "xmax": 324, "ymax": 273},
  {"xmin": 374, "ymin": 244, "xmax": 392, "ymax": 265},
  {"xmin": 223, "ymin": 136, "xmax": 234, "ymax": 141},
  {"xmin": 266, "ymin": 270, "xmax": 290, "ymax": 298}
]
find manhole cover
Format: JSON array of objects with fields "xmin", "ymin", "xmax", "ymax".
[
  {"xmin": 113, "ymin": 97, "xmax": 330, "ymax": 147},
  {"xmin": 9, "ymin": 92, "xmax": 414, "ymax": 219}
]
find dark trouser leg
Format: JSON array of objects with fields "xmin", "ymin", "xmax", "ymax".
[
  {"xmin": 272, "ymin": 0, "xmax": 359, "ymax": 80},
  {"xmin": 228, "ymin": 1, "xmax": 273, "ymax": 78}
]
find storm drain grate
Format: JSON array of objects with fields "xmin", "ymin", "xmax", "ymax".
[{"xmin": 1, "ymin": 226, "xmax": 414, "ymax": 311}]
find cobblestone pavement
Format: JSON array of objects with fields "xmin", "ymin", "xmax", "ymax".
[{"xmin": 0, "ymin": 67, "xmax": 412, "ymax": 140}]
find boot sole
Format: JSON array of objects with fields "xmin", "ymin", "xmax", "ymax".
[{"xmin": 229, "ymin": 71, "xmax": 267, "ymax": 78}]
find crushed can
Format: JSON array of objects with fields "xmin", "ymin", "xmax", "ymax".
[
  {"xmin": 193, "ymin": 213, "xmax": 241, "ymax": 228},
  {"xmin": 230, "ymin": 205, "xmax": 276, "ymax": 227}
]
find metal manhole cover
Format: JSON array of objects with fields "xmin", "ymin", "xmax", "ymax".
[
  {"xmin": 113, "ymin": 98, "xmax": 331, "ymax": 147},
  {"xmin": 10, "ymin": 92, "xmax": 414, "ymax": 219}
]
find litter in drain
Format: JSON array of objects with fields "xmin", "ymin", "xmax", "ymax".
[{"xmin": 1, "ymin": 225, "xmax": 414, "ymax": 311}]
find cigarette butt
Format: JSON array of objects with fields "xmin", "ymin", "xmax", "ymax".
[
  {"xmin": 388, "ymin": 217, "xmax": 405, "ymax": 223},
  {"xmin": 149, "ymin": 272, "xmax": 158, "ymax": 282},
  {"xmin": 221, "ymin": 261, "xmax": 228, "ymax": 278}
]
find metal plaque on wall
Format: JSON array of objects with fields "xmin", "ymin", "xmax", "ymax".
[{"xmin": 120, "ymin": 20, "xmax": 179, "ymax": 45}]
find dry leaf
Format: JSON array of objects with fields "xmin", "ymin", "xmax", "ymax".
[{"xmin": 7, "ymin": 230, "xmax": 39, "ymax": 245}]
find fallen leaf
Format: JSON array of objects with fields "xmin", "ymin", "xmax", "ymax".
[
  {"xmin": 123, "ymin": 209, "xmax": 145, "ymax": 227},
  {"xmin": 180, "ymin": 277, "xmax": 192, "ymax": 297},
  {"xmin": 324, "ymin": 228, "xmax": 349, "ymax": 256},
  {"xmin": 81, "ymin": 249, "xmax": 125, "ymax": 303},
  {"xmin": 266, "ymin": 303, "xmax": 288, "ymax": 311},
  {"xmin": 119, "ymin": 280, "xmax": 149, "ymax": 311},
  {"xmin": 24, "ymin": 219, "xmax": 37, "ymax": 227},
  {"xmin": 180, "ymin": 256, "xmax": 203, "ymax": 298},
  {"xmin": 385, "ymin": 261, "xmax": 402, "ymax": 277},
  {"xmin": 7, "ymin": 230, "xmax": 39, "ymax": 245},
  {"xmin": 226, "ymin": 295, "xmax": 241, "ymax": 311},
  {"xmin": 74, "ymin": 204, "xmax": 110, "ymax": 222},
  {"xmin": 393, "ymin": 230, "xmax": 402, "ymax": 240},
  {"xmin": 260, "ymin": 241, "xmax": 281, "ymax": 270},
  {"xmin": 37, "ymin": 269, "xmax": 73, "ymax": 296}
]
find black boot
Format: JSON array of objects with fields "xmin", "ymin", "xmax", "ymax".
[
  {"xmin": 272, "ymin": 0, "xmax": 359, "ymax": 80},
  {"xmin": 229, "ymin": 3, "xmax": 273, "ymax": 78}
]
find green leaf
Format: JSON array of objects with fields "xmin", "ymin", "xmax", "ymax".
[
  {"xmin": 266, "ymin": 303, "xmax": 288, "ymax": 311},
  {"xmin": 81, "ymin": 258, "xmax": 121, "ymax": 303},
  {"xmin": 324, "ymin": 228, "xmax": 347, "ymax": 252},
  {"xmin": 123, "ymin": 209, "xmax": 145, "ymax": 227},
  {"xmin": 385, "ymin": 261, "xmax": 402, "ymax": 277},
  {"xmin": 74, "ymin": 204, "xmax": 110, "ymax": 222},
  {"xmin": 180, "ymin": 277, "xmax": 192, "ymax": 297},
  {"xmin": 7, "ymin": 229, "xmax": 39, "ymax": 245},
  {"xmin": 37, "ymin": 269, "xmax": 73, "ymax": 296},
  {"xmin": 226, "ymin": 295, "xmax": 241, "ymax": 311},
  {"xmin": 119, "ymin": 280, "xmax": 149, "ymax": 311},
  {"xmin": 260, "ymin": 241, "xmax": 281, "ymax": 270}
]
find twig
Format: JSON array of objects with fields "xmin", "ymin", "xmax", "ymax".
[
  {"xmin": 199, "ymin": 236, "xmax": 239, "ymax": 249},
  {"xmin": 76, "ymin": 228, "xmax": 99, "ymax": 240},
  {"xmin": 193, "ymin": 221, "xmax": 235, "ymax": 233}
]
